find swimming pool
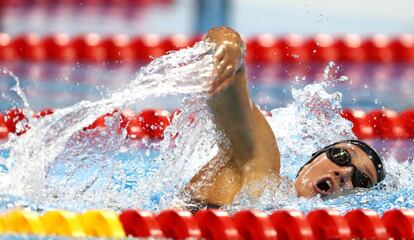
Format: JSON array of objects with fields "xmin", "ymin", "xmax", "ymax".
[{"xmin": 0, "ymin": 35, "xmax": 414, "ymax": 239}]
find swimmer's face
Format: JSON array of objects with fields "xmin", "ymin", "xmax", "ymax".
[{"xmin": 294, "ymin": 143, "xmax": 378, "ymax": 198}]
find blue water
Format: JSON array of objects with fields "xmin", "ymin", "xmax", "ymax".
[
  {"xmin": 0, "ymin": 60, "xmax": 413, "ymax": 216},
  {"xmin": 1, "ymin": 62, "xmax": 414, "ymax": 111}
]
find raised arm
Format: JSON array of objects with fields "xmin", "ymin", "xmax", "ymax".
[
  {"xmin": 204, "ymin": 27, "xmax": 255, "ymax": 164},
  {"xmin": 184, "ymin": 27, "xmax": 280, "ymax": 206}
]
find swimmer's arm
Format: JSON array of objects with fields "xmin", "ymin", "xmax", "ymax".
[
  {"xmin": 204, "ymin": 27, "xmax": 254, "ymax": 163},
  {"xmin": 184, "ymin": 27, "xmax": 280, "ymax": 205},
  {"xmin": 205, "ymin": 27, "xmax": 280, "ymax": 175}
]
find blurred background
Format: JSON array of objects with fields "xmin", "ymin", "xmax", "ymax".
[
  {"xmin": 1, "ymin": 0, "xmax": 413, "ymax": 36},
  {"xmin": 0, "ymin": 0, "xmax": 413, "ymax": 112}
]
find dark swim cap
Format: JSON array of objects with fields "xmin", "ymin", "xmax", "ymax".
[{"xmin": 297, "ymin": 139, "xmax": 386, "ymax": 183}]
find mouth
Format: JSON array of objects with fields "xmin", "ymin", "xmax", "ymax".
[{"xmin": 314, "ymin": 177, "xmax": 334, "ymax": 196}]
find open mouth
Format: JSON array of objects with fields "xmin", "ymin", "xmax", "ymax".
[{"xmin": 314, "ymin": 177, "xmax": 334, "ymax": 196}]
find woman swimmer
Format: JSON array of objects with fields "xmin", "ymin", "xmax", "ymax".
[{"xmin": 183, "ymin": 26, "xmax": 385, "ymax": 211}]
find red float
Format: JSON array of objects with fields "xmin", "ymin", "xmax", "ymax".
[
  {"xmin": 362, "ymin": 35, "xmax": 394, "ymax": 63},
  {"xmin": 367, "ymin": 109, "xmax": 408, "ymax": 139},
  {"xmin": 306, "ymin": 34, "xmax": 338, "ymax": 62},
  {"xmin": 345, "ymin": 209, "xmax": 388, "ymax": 240},
  {"xmin": 33, "ymin": 108, "xmax": 55, "ymax": 118},
  {"xmin": 156, "ymin": 210, "xmax": 202, "ymax": 239},
  {"xmin": 125, "ymin": 116, "xmax": 146, "ymax": 140},
  {"xmin": 71, "ymin": 34, "xmax": 106, "ymax": 62},
  {"xmin": 246, "ymin": 35, "xmax": 282, "ymax": 63},
  {"xmin": 3, "ymin": 108, "xmax": 30, "ymax": 135},
  {"xmin": 232, "ymin": 210, "xmax": 277, "ymax": 240},
  {"xmin": 0, "ymin": 33, "xmax": 17, "ymax": 61},
  {"xmin": 102, "ymin": 34, "xmax": 135, "ymax": 62},
  {"xmin": 11, "ymin": 33, "xmax": 47, "ymax": 61},
  {"xmin": 400, "ymin": 109, "xmax": 414, "ymax": 138},
  {"xmin": 132, "ymin": 34, "xmax": 166, "ymax": 61},
  {"xmin": 119, "ymin": 209, "xmax": 164, "ymax": 238},
  {"xmin": 334, "ymin": 34, "xmax": 366, "ymax": 62},
  {"xmin": 340, "ymin": 109, "xmax": 375, "ymax": 139},
  {"xmin": 270, "ymin": 210, "xmax": 314, "ymax": 240},
  {"xmin": 277, "ymin": 34, "xmax": 308, "ymax": 63},
  {"xmin": 306, "ymin": 209, "xmax": 351, "ymax": 240},
  {"xmin": 194, "ymin": 209, "xmax": 240, "ymax": 240},
  {"xmin": 381, "ymin": 209, "xmax": 414, "ymax": 239},
  {"xmin": 42, "ymin": 34, "xmax": 77, "ymax": 62},
  {"xmin": 137, "ymin": 109, "xmax": 171, "ymax": 140},
  {"xmin": 160, "ymin": 34, "xmax": 193, "ymax": 52},
  {"xmin": 390, "ymin": 34, "xmax": 414, "ymax": 63}
]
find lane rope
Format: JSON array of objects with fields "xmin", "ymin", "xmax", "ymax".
[
  {"xmin": 1, "ymin": 107, "xmax": 413, "ymax": 141},
  {"xmin": 0, "ymin": 208, "xmax": 412, "ymax": 239},
  {"xmin": 1, "ymin": 33, "xmax": 413, "ymax": 63}
]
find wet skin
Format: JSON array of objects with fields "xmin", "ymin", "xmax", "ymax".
[
  {"xmin": 295, "ymin": 142, "xmax": 378, "ymax": 198},
  {"xmin": 184, "ymin": 26, "xmax": 378, "ymax": 205}
]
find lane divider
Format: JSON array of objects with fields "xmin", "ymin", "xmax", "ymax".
[
  {"xmin": 156, "ymin": 210, "xmax": 202, "ymax": 239},
  {"xmin": 119, "ymin": 209, "xmax": 164, "ymax": 238},
  {"xmin": 40, "ymin": 210, "xmax": 85, "ymax": 237},
  {"xmin": 233, "ymin": 210, "xmax": 277, "ymax": 239},
  {"xmin": 1, "ymin": 33, "xmax": 413, "ymax": 63},
  {"xmin": 270, "ymin": 210, "xmax": 314, "ymax": 240},
  {"xmin": 1, "ymin": 107, "xmax": 414, "ymax": 141},
  {"xmin": 0, "ymin": 0, "xmax": 174, "ymax": 7},
  {"xmin": 0, "ymin": 208, "xmax": 413, "ymax": 239},
  {"xmin": 345, "ymin": 209, "xmax": 388, "ymax": 240},
  {"xmin": 306, "ymin": 209, "xmax": 351, "ymax": 239},
  {"xmin": 80, "ymin": 210, "xmax": 125, "ymax": 238},
  {"xmin": 194, "ymin": 209, "xmax": 240, "ymax": 239},
  {"xmin": 1, "ymin": 209, "xmax": 45, "ymax": 235}
]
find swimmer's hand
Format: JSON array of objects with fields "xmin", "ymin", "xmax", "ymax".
[{"xmin": 204, "ymin": 27, "xmax": 245, "ymax": 95}]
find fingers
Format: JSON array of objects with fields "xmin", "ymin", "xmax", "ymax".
[
  {"xmin": 220, "ymin": 59, "xmax": 236, "ymax": 81},
  {"xmin": 207, "ymin": 44, "xmax": 239, "ymax": 95},
  {"xmin": 214, "ymin": 45, "xmax": 226, "ymax": 63}
]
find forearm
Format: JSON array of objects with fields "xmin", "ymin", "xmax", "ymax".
[{"xmin": 207, "ymin": 68, "xmax": 255, "ymax": 160}]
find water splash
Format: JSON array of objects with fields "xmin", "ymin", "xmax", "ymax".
[
  {"xmin": 0, "ymin": 69, "xmax": 31, "ymax": 110},
  {"xmin": 0, "ymin": 41, "xmax": 217, "ymax": 211},
  {"xmin": 0, "ymin": 47, "xmax": 413, "ymax": 215}
]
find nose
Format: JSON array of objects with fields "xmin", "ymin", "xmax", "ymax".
[{"xmin": 333, "ymin": 166, "xmax": 353, "ymax": 187}]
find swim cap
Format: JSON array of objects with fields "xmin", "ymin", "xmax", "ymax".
[{"xmin": 296, "ymin": 140, "xmax": 386, "ymax": 183}]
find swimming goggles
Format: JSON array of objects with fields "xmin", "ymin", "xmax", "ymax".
[{"xmin": 313, "ymin": 146, "xmax": 374, "ymax": 188}]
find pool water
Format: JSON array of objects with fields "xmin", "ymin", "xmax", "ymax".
[
  {"xmin": 0, "ymin": 44, "xmax": 413, "ymax": 217},
  {"xmin": 1, "ymin": 61, "xmax": 414, "ymax": 111}
]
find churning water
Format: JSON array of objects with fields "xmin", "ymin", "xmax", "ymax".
[{"xmin": 0, "ymin": 42, "xmax": 413, "ymax": 216}]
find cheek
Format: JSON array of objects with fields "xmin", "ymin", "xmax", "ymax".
[
  {"xmin": 295, "ymin": 170, "xmax": 314, "ymax": 191},
  {"xmin": 294, "ymin": 176, "xmax": 315, "ymax": 197}
]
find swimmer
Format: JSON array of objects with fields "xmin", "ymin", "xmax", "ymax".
[{"xmin": 183, "ymin": 26, "xmax": 385, "ymax": 211}]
